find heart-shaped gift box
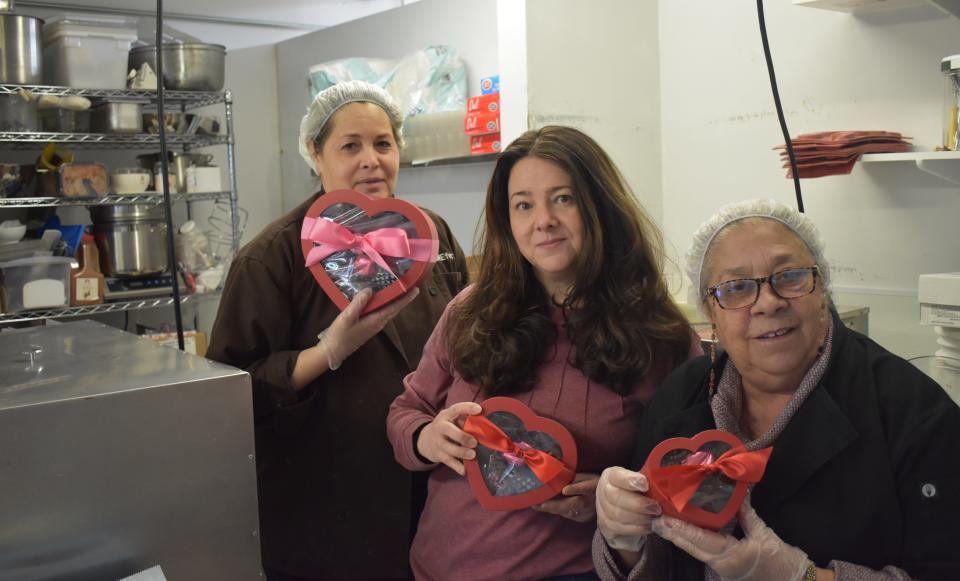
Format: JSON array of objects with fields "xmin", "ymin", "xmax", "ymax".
[
  {"xmin": 640, "ymin": 429, "xmax": 771, "ymax": 531},
  {"xmin": 462, "ymin": 397, "xmax": 578, "ymax": 511},
  {"xmin": 300, "ymin": 189, "xmax": 440, "ymax": 314}
]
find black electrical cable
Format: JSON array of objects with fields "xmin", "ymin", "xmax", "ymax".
[
  {"xmin": 155, "ymin": 0, "xmax": 186, "ymax": 351},
  {"xmin": 757, "ymin": 0, "xmax": 804, "ymax": 213}
]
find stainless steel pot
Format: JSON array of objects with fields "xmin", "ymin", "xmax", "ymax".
[
  {"xmin": 128, "ymin": 43, "xmax": 225, "ymax": 92},
  {"xmin": 0, "ymin": 10, "xmax": 43, "ymax": 85},
  {"xmin": 90, "ymin": 204, "xmax": 168, "ymax": 277}
]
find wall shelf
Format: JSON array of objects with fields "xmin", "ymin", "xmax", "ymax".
[
  {"xmin": 860, "ymin": 150, "xmax": 960, "ymax": 184},
  {"xmin": 793, "ymin": 0, "xmax": 960, "ymax": 18},
  {"xmin": 401, "ymin": 153, "xmax": 498, "ymax": 168}
]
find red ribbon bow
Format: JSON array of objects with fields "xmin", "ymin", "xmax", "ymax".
[
  {"xmin": 301, "ymin": 216, "xmax": 436, "ymax": 290},
  {"xmin": 463, "ymin": 415, "xmax": 575, "ymax": 494},
  {"xmin": 653, "ymin": 445, "xmax": 772, "ymax": 512}
]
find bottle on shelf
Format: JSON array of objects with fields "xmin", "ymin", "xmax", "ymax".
[{"xmin": 70, "ymin": 233, "xmax": 105, "ymax": 305}]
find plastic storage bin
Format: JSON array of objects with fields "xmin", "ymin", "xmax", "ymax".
[
  {"xmin": 0, "ymin": 256, "xmax": 74, "ymax": 312},
  {"xmin": 42, "ymin": 15, "xmax": 138, "ymax": 90}
]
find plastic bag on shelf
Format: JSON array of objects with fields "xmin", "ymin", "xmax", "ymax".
[{"xmin": 307, "ymin": 46, "xmax": 467, "ymax": 117}]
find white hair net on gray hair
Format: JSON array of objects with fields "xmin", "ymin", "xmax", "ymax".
[
  {"xmin": 685, "ymin": 198, "xmax": 831, "ymax": 310},
  {"xmin": 297, "ymin": 80, "xmax": 405, "ymax": 173}
]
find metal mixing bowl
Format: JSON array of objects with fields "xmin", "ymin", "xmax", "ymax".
[{"xmin": 128, "ymin": 43, "xmax": 226, "ymax": 92}]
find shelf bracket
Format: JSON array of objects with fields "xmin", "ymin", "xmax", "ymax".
[{"xmin": 915, "ymin": 159, "xmax": 960, "ymax": 185}]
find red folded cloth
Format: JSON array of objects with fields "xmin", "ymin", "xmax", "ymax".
[{"xmin": 775, "ymin": 131, "xmax": 912, "ymax": 179}]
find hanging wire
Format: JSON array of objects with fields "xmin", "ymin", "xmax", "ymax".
[
  {"xmin": 757, "ymin": 0, "xmax": 804, "ymax": 213},
  {"xmin": 156, "ymin": 0, "xmax": 186, "ymax": 350}
]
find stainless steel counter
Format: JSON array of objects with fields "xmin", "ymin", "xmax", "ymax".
[{"xmin": 0, "ymin": 321, "xmax": 261, "ymax": 580}]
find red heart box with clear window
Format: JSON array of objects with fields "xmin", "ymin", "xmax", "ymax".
[
  {"xmin": 640, "ymin": 429, "xmax": 772, "ymax": 531},
  {"xmin": 300, "ymin": 189, "xmax": 439, "ymax": 314},
  {"xmin": 462, "ymin": 397, "xmax": 578, "ymax": 511}
]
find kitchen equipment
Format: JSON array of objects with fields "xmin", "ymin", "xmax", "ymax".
[
  {"xmin": 0, "ymin": 218, "xmax": 25, "ymax": 244},
  {"xmin": 138, "ymin": 151, "xmax": 213, "ymax": 193},
  {"xmin": 186, "ymin": 165, "xmax": 222, "ymax": 193},
  {"xmin": 0, "ymin": 91, "xmax": 37, "ymax": 132},
  {"xmin": 0, "ymin": 229, "xmax": 58, "ymax": 262},
  {"xmin": 175, "ymin": 220, "xmax": 213, "ymax": 271},
  {"xmin": 0, "ymin": 255, "xmax": 73, "ymax": 311},
  {"xmin": 943, "ymin": 55, "xmax": 960, "ymax": 151},
  {"xmin": 111, "ymin": 167, "xmax": 151, "ymax": 194},
  {"xmin": 0, "ymin": 321, "xmax": 261, "ymax": 580},
  {"xmin": 90, "ymin": 204, "xmax": 168, "ymax": 277},
  {"xmin": 104, "ymin": 272, "xmax": 185, "ymax": 300},
  {"xmin": 91, "ymin": 99, "xmax": 145, "ymax": 133},
  {"xmin": 0, "ymin": 2, "xmax": 43, "ymax": 85},
  {"xmin": 918, "ymin": 273, "xmax": 960, "ymax": 402},
  {"xmin": 38, "ymin": 107, "xmax": 91, "ymax": 132},
  {"xmin": 128, "ymin": 43, "xmax": 226, "ymax": 91},
  {"xmin": 42, "ymin": 14, "xmax": 137, "ymax": 89}
]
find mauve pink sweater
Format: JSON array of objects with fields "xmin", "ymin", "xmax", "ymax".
[{"xmin": 387, "ymin": 290, "xmax": 699, "ymax": 581}]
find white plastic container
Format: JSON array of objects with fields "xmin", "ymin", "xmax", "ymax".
[
  {"xmin": 42, "ymin": 15, "xmax": 138, "ymax": 89},
  {"xmin": 0, "ymin": 256, "xmax": 74, "ymax": 312},
  {"xmin": 185, "ymin": 166, "xmax": 222, "ymax": 193}
]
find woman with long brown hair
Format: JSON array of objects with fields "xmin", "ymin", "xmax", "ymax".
[{"xmin": 387, "ymin": 125, "xmax": 699, "ymax": 580}]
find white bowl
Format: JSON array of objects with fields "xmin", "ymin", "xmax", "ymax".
[
  {"xmin": 0, "ymin": 220, "xmax": 26, "ymax": 245},
  {"xmin": 112, "ymin": 172, "xmax": 151, "ymax": 194}
]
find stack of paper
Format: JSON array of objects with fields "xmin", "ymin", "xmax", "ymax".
[{"xmin": 775, "ymin": 131, "xmax": 912, "ymax": 178}]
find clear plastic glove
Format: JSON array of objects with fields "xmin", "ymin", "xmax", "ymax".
[
  {"xmin": 318, "ymin": 287, "xmax": 420, "ymax": 370},
  {"xmin": 596, "ymin": 467, "xmax": 662, "ymax": 552},
  {"xmin": 416, "ymin": 401, "xmax": 483, "ymax": 475},
  {"xmin": 651, "ymin": 497, "xmax": 810, "ymax": 581},
  {"xmin": 533, "ymin": 472, "xmax": 599, "ymax": 522}
]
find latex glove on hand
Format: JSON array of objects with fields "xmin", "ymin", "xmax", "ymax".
[
  {"xmin": 533, "ymin": 472, "xmax": 600, "ymax": 522},
  {"xmin": 416, "ymin": 401, "xmax": 483, "ymax": 475},
  {"xmin": 596, "ymin": 467, "xmax": 663, "ymax": 552},
  {"xmin": 318, "ymin": 287, "xmax": 419, "ymax": 370},
  {"xmin": 651, "ymin": 497, "xmax": 810, "ymax": 581}
]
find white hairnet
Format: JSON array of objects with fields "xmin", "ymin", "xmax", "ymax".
[
  {"xmin": 297, "ymin": 80, "xmax": 405, "ymax": 172},
  {"xmin": 685, "ymin": 199, "xmax": 831, "ymax": 309}
]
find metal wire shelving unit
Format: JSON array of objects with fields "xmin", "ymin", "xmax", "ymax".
[
  {"xmin": 0, "ymin": 84, "xmax": 240, "ymax": 326},
  {"xmin": 0, "ymin": 291, "xmax": 222, "ymax": 325}
]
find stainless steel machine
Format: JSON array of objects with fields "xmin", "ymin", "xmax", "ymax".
[{"xmin": 0, "ymin": 321, "xmax": 261, "ymax": 580}]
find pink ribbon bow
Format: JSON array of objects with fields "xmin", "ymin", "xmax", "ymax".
[{"xmin": 301, "ymin": 216, "xmax": 437, "ymax": 291}]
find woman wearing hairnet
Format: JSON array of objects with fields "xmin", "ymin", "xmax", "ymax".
[
  {"xmin": 207, "ymin": 80, "xmax": 468, "ymax": 580},
  {"xmin": 592, "ymin": 199, "xmax": 960, "ymax": 581},
  {"xmin": 387, "ymin": 126, "xmax": 700, "ymax": 580}
]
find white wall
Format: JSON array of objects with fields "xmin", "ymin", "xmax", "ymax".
[
  {"xmin": 525, "ymin": 0, "xmax": 662, "ymax": 224},
  {"xmin": 659, "ymin": 2, "xmax": 960, "ymax": 358},
  {"xmin": 274, "ymin": 0, "xmax": 500, "ymax": 253}
]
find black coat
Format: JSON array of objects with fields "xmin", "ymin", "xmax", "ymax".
[{"xmin": 631, "ymin": 318, "xmax": 960, "ymax": 580}]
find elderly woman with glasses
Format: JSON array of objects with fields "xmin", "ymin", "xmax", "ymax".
[{"xmin": 592, "ymin": 199, "xmax": 960, "ymax": 581}]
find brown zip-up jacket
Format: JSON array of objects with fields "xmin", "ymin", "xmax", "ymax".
[{"xmin": 207, "ymin": 193, "xmax": 468, "ymax": 579}]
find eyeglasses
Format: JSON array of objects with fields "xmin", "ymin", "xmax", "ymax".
[{"xmin": 707, "ymin": 266, "xmax": 819, "ymax": 310}]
